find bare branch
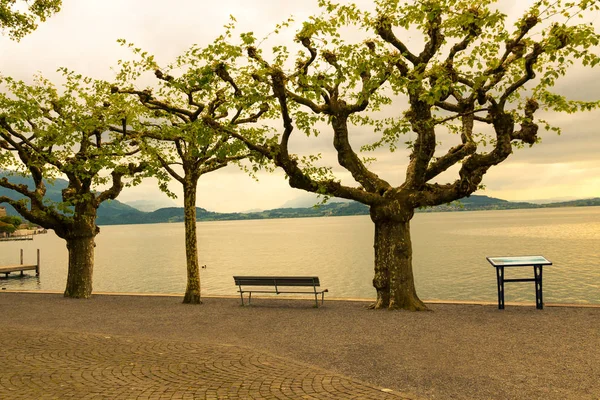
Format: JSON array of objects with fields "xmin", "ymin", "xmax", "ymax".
[
  {"xmin": 348, "ymin": 68, "xmax": 392, "ymax": 113},
  {"xmin": 233, "ymin": 103, "xmax": 270, "ymax": 125},
  {"xmin": 285, "ymin": 89, "xmax": 329, "ymax": 114},
  {"xmin": 417, "ymin": 12, "xmax": 444, "ymax": 64},
  {"xmin": 375, "ymin": 16, "xmax": 419, "ymax": 65},
  {"xmin": 499, "ymin": 43, "xmax": 543, "ymax": 108},
  {"xmin": 425, "ymin": 113, "xmax": 477, "ymax": 181},
  {"xmin": 510, "ymin": 98, "xmax": 539, "ymax": 144},
  {"xmin": 291, "ymin": 36, "xmax": 319, "ymax": 79},
  {"xmin": 322, "ymin": 50, "xmax": 344, "ymax": 95},
  {"xmin": 0, "ymin": 196, "xmax": 59, "ymax": 230},
  {"xmin": 213, "ymin": 63, "xmax": 241, "ymax": 96},
  {"xmin": 118, "ymin": 88, "xmax": 193, "ymax": 122},
  {"xmin": 96, "ymin": 162, "xmax": 147, "ymax": 204},
  {"xmin": 155, "ymin": 152, "xmax": 184, "ymax": 184}
]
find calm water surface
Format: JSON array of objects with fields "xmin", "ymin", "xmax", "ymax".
[{"xmin": 1, "ymin": 207, "xmax": 599, "ymax": 304}]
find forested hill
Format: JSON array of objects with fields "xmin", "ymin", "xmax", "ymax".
[
  {"xmin": 1, "ymin": 173, "xmax": 598, "ymax": 225},
  {"xmin": 0, "ymin": 173, "xmax": 141, "ymax": 221},
  {"xmin": 96, "ymin": 196, "xmax": 598, "ymax": 225}
]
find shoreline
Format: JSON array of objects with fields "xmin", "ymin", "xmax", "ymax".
[{"xmin": 3, "ymin": 288, "xmax": 600, "ymax": 308}]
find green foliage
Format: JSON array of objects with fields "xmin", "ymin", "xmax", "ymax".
[
  {"xmin": 0, "ymin": 0, "xmax": 61, "ymax": 40},
  {"xmin": 236, "ymin": 0, "xmax": 600, "ymax": 207},
  {"xmin": 228, "ymin": 0, "xmax": 600, "ymax": 309},
  {"xmin": 0, "ymin": 220, "xmax": 16, "ymax": 233},
  {"xmin": 0, "ymin": 214, "xmax": 21, "ymax": 226},
  {"xmin": 115, "ymin": 22, "xmax": 273, "ymax": 192},
  {"xmin": 0, "ymin": 70, "xmax": 147, "ymax": 231}
]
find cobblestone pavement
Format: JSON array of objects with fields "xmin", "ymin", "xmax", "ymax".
[{"xmin": 0, "ymin": 328, "xmax": 405, "ymax": 400}]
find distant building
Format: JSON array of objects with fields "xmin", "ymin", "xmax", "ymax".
[{"xmin": 0, "ymin": 206, "xmax": 6, "ymax": 217}]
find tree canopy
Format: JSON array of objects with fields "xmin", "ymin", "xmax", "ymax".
[
  {"xmin": 0, "ymin": 0, "xmax": 61, "ymax": 40},
  {"xmin": 225, "ymin": 0, "xmax": 600, "ymax": 309},
  {"xmin": 0, "ymin": 70, "xmax": 146, "ymax": 297},
  {"xmin": 0, "ymin": 214, "xmax": 21, "ymax": 232},
  {"xmin": 113, "ymin": 25, "xmax": 270, "ymax": 303}
]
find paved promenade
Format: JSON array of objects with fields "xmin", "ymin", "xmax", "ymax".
[
  {"xmin": 1, "ymin": 328, "xmax": 401, "ymax": 399},
  {"xmin": 1, "ymin": 292, "xmax": 599, "ymax": 399}
]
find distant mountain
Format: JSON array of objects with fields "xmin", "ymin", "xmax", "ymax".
[
  {"xmin": 95, "ymin": 195, "xmax": 600, "ymax": 225},
  {"xmin": 279, "ymin": 192, "xmax": 348, "ymax": 208},
  {"xmin": 125, "ymin": 199, "xmax": 177, "ymax": 212},
  {"xmin": 0, "ymin": 172, "xmax": 142, "ymax": 222},
  {"xmin": 540, "ymin": 198, "xmax": 600, "ymax": 208},
  {"xmin": 419, "ymin": 195, "xmax": 537, "ymax": 212},
  {"xmin": 2, "ymin": 172, "xmax": 599, "ymax": 226},
  {"xmin": 520, "ymin": 196, "xmax": 583, "ymax": 205}
]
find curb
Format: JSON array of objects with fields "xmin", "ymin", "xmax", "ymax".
[{"xmin": 2, "ymin": 289, "xmax": 599, "ymax": 308}]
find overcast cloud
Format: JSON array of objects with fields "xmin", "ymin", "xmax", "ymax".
[{"xmin": 1, "ymin": 0, "xmax": 598, "ymax": 212}]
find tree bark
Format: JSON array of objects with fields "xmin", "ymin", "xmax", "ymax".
[
  {"xmin": 369, "ymin": 204, "xmax": 428, "ymax": 311},
  {"xmin": 182, "ymin": 178, "xmax": 202, "ymax": 304},
  {"xmin": 63, "ymin": 234, "xmax": 96, "ymax": 299}
]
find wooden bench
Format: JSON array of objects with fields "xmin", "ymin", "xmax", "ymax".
[{"xmin": 233, "ymin": 276, "xmax": 328, "ymax": 307}]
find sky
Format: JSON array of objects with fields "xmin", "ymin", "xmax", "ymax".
[{"xmin": 1, "ymin": 0, "xmax": 599, "ymax": 212}]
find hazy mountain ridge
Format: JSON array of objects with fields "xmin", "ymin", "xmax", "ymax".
[
  {"xmin": 1, "ymin": 173, "xmax": 599, "ymax": 226},
  {"xmin": 96, "ymin": 196, "xmax": 600, "ymax": 225},
  {"xmin": 125, "ymin": 199, "xmax": 177, "ymax": 212},
  {"xmin": 0, "ymin": 173, "xmax": 141, "ymax": 220}
]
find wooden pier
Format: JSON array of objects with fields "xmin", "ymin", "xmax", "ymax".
[
  {"xmin": 0, "ymin": 249, "xmax": 40, "ymax": 277},
  {"xmin": 0, "ymin": 235, "xmax": 33, "ymax": 242}
]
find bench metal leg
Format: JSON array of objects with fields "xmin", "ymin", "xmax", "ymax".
[
  {"xmin": 534, "ymin": 265, "xmax": 543, "ymax": 310},
  {"xmin": 496, "ymin": 266, "xmax": 505, "ymax": 310}
]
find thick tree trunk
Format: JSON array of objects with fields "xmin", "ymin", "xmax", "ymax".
[
  {"xmin": 63, "ymin": 234, "xmax": 96, "ymax": 299},
  {"xmin": 182, "ymin": 179, "xmax": 202, "ymax": 304},
  {"xmin": 369, "ymin": 205, "xmax": 428, "ymax": 311}
]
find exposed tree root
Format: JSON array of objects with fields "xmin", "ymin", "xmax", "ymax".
[
  {"xmin": 183, "ymin": 291, "xmax": 202, "ymax": 304},
  {"xmin": 367, "ymin": 297, "xmax": 430, "ymax": 311}
]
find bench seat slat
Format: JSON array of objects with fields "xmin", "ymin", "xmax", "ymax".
[
  {"xmin": 234, "ymin": 276, "xmax": 320, "ymax": 287},
  {"xmin": 237, "ymin": 290, "xmax": 328, "ymax": 294}
]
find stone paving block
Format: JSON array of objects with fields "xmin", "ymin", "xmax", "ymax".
[{"xmin": 0, "ymin": 328, "xmax": 406, "ymax": 399}]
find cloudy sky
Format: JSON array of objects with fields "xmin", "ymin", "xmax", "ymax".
[{"xmin": 1, "ymin": 0, "xmax": 599, "ymax": 212}]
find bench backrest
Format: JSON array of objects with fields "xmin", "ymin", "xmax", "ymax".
[{"xmin": 233, "ymin": 276, "xmax": 320, "ymax": 287}]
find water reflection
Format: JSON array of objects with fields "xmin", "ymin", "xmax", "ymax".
[
  {"xmin": 0, "ymin": 274, "xmax": 41, "ymax": 290},
  {"xmin": 0, "ymin": 206, "xmax": 598, "ymax": 304}
]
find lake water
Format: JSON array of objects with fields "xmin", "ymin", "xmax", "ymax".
[{"xmin": 1, "ymin": 207, "xmax": 599, "ymax": 305}]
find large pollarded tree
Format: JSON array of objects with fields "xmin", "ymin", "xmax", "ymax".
[
  {"xmin": 0, "ymin": 0, "xmax": 61, "ymax": 40},
  {"xmin": 0, "ymin": 71, "xmax": 145, "ymax": 298},
  {"xmin": 114, "ymin": 29, "xmax": 268, "ymax": 304},
  {"xmin": 225, "ymin": 0, "xmax": 600, "ymax": 310}
]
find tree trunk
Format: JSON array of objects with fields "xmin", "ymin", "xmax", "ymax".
[
  {"xmin": 369, "ymin": 206, "xmax": 428, "ymax": 311},
  {"xmin": 182, "ymin": 179, "xmax": 202, "ymax": 304},
  {"xmin": 63, "ymin": 234, "xmax": 96, "ymax": 299}
]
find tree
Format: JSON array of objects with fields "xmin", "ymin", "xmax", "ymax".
[
  {"xmin": 0, "ymin": 214, "xmax": 20, "ymax": 233},
  {"xmin": 0, "ymin": 220, "xmax": 15, "ymax": 233},
  {"xmin": 0, "ymin": 71, "xmax": 146, "ymax": 298},
  {"xmin": 114, "ymin": 28, "xmax": 268, "ymax": 304},
  {"xmin": 0, "ymin": 214, "xmax": 21, "ymax": 226},
  {"xmin": 0, "ymin": 0, "xmax": 61, "ymax": 40},
  {"xmin": 225, "ymin": 0, "xmax": 600, "ymax": 310}
]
